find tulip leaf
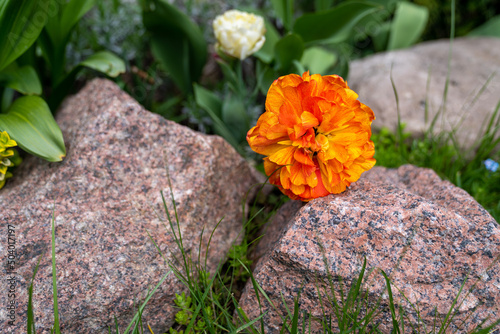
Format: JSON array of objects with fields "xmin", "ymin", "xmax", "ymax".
[
  {"xmin": 79, "ymin": 51, "xmax": 126, "ymax": 78},
  {"xmin": 371, "ymin": 21, "xmax": 391, "ymax": 51},
  {"xmin": 49, "ymin": 51, "xmax": 125, "ymax": 109},
  {"xmin": 256, "ymin": 60, "xmax": 279, "ymax": 95},
  {"xmin": 271, "ymin": 0, "xmax": 294, "ymax": 31},
  {"xmin": 193, "ymin": 83, "xmax": 222, "ymax": 119},
  {"xmin": 315, "ymin": 0, "xmax": 334, "ymax": 11},
  {"xmin": 0, "ymin": 63, "xmax": 42, "ymax": 95},
  {"xmin": 275, "ymin": 34, "xmax": 304, "ymax": 72},
  {"xmin": 0, "ymin": 96, "xmax": 65, "ymax": 162},
  {"xmin": 142, "ymin": 0, "xmax": 207, "ymax": 94},
  {"xmin": 222, "ymin": 94, "xmax": 249, "ymax": 143},
  {"xmin": 193, "ymin": 84, "xmax": 242, "ymax": 153},
  {"xmin": 44, "ymin": 0, "xmax": 96, "ymax": 50},
  {"xmin": 468, "ymin": 15, "xmax": 500, "ymax": 37},
  {"xmin": 293, "ymin": 1, "xmax": 379, "ymax": 44},
  {"xmin": 41, "ymin": 0, "xmax": 96, "ymax": 83},
  {"xmin": 301, "ymin": 47, "xmax": 337, "ymax": 75},
  {"xmin": 60, "ymin": 0, "xmax": 96, "ymax": 37},
  {"xmin": 387, "ymin": 2, "xmax": 429, "ymax": 50},
  {"xmin": 0, "ymin": 0, "xmax": 51, "ymax": 71}
]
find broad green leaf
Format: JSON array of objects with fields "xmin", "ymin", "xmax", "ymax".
[
  {"xmin": 49, "ymin": 51, "xmax": 125, "ymax": 109},
  {"xmin": 193, "ymin": 84, "xmax": 241, "ymax": 152},
  {"xmin": 44, "ymin": 0, "xmax": 96, "ymax": 50},
  {"xmin": 79, "ymin": 51, "xmax": 125, "ymax": 77},
  {"xmin": 0, "ymin": 96, "xmax": 65, "ymax": 162},
  {"xmin": 275, "ymin": 33, "xmax": 304, "ymax": 72},
  {"xmin": 293, "ymin": 1, "xmax": 379, "ymax": 44},
  {"xmin": 253, "ymin": 19, "xmax": 281, "ymax": 64},
  {"xmin": 42, "ymin": 0, "xmax": 95, "ymax": 82},
  {"xmin": 193, "ymin": 83, "xmax": 222, "ymax": 119},
  {"xmin": 301, "ymin": 47, "xmax": 337, "ymax": 75},
  {"xmin": 387, "ymin": 2, "xmax": 429, "ymax": 50},
  {"xmin": 371, "ymin": 21, "xmax": 391, "ymax": 51},
  {"xmin": 0, "ymin": 0, "xmax": 51, "ymax": 71},
  {"xmin": 315, "ymin": 0, "xmax": 334, "ymax": 11},
  {"xmin": 468, "ymin": 15, "xmax": 500, "ymax": 37},
  {"xmin": 256, "ymin": 60, "xmax": 279, "ymax": 95},
  {"xmin": 1, "ymin": 88, "xmax": 14, "ymax": 113},
  {"xmin": 222, "ymin": 94, "xmax": 249, "ymax": 143},
  {"xmin": 270, "ymin": 0, "xmax": 294, "ymax": 31},
  {"xmin": 353, "ymin": 7, "xmax": 394, "ymax": 51},
  {"xmin": 60, "ymin": 0, "xmax": 96, "ymax": 37},
  {"xmin": 150, "ymin": 36, "xmax": 192, "ymax": 94},
  {"xmin": 0, "ymin": 63, "xmax": 42, "ymax": 95},
  {"xmin": 142, "ymin": 0, "xmax": 207, "ymax": 94}
]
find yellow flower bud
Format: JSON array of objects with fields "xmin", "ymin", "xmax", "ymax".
[{"xmin": 213, "ymin": 9, "xmax": 266, "ymax": 60}]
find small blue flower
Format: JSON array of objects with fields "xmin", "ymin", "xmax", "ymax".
[{"xmin": 484, "ymin": 159, "xmax": 499, "ymax": 172}]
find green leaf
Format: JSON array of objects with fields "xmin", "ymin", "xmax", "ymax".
[
  {"xmin": 253, "ymin": 20, "xmax": 281, "ymax": 64},
  {"xmin": 0, "ymin": 63, "xmax": 42, "ymax": 95},
  {"xmin": 142, "ymin": 0, "xmax": 207, "ymax": 94},
  {"xmin": 256, "ymin": 60, "xmax": 278, "ymax": 95},
  {"xmin": 222, "ymin": 94, "xmax": 249, "ymax": 143},
  {"xmin": 44, "ymin": 0, "xmax": 96, "ymax": 50},
  {"xmin": 270, "ymin": 0, "xmax": 294, "ymax": 31},
  {"xmin": 49, "ymin": 51, "xmax": 125, "ymax": 109},
  {"xmin": 293, "ymin": 1, "xmax": 379, "ymax": 44},
  {"xmin": 314, "ymin": 0, "xmax": 334, "ymax": 11},
  {"xmin": 0, "ymin": 0, "xmax": 51, "ymax": 71},
  {"xmin": 371, "ymin": 21, "xmax": 391, "ymax": 51},
  {"xmin": 468, "ymin": 15, "xmax": 500, "ymax": 37},
  {"xmin": 1, "ymin": 88, "xmax": 15, "ymax": 113},
  {"xmin": 193, "ymin": 84, "xmax": 222, "ymax": 119},
  {"xmin": 274, "ymin": 33, "xmax": 304, "ymax": 72},
  {"xmin": 41, "ymin": 0, "xmax": 95, "ymax": 83},
  {"xmin": 79, "ymin": 51, "xmax": 125, "ymax": 77},
  {"xmin": 387, "ymin": 2, "xmax": 429, "ymax": 50},
  {"xmin": 60, "ymin": 0, "xmax": 96, "ymax": 37},
  {"xmin": 0, "ymin": 96, "xmax": 65, "ymax": 162},
  {"xmin": 301, "ymin": 47, "xmax": 337, "ymax": 75},
  {"xmin": 193, "ymin": 84, "xmax": 241, "ymax": 152}
]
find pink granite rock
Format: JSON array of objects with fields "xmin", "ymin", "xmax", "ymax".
[
  {"xmin": 0, "ymin": 79, "xmax": 260, "ymax": 333},
  {"xmin": 348, "ymin": 37, "xmax": 500, "ymax": 150},
  {"xmin": 239, "ymin": 165, "xmax": 500, "ymax": 333}
]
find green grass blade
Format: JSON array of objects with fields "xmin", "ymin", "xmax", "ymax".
[
  {"xmin": 380, "ymin": 270, "xmax": 400, "ymax": 334},
  {"xmin": 290, "ymin": 289, "xmax": 302, "ymax": 334},
  {"xmin": 233, "ymin": 312, "xmax": 266, "ymax": 333},
  {"xmin": 51, "ymin": 208, "xmax": 61, "ymax": 334},
  {"xmin": 27, "ymin": 253, "xmax": 44, "ymax": 334},
  {"xmin": 122, "ymin": 270, "xmax": 172, "ymax": 334},
  {"xmin": 437, "ymin": 275, "xmax": 467, "ymax": 334}
]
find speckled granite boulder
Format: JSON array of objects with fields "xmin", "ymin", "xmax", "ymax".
[
  {"xmin": 348, "ymin": 37, "xmax": 500, "ymax": 150},
  {"xmin": 0, "ymin": 79, "xmax": 260, "ymax": 333},
  {"xmin": 239, "ymin": 165, "xmax": 500, "ymax": 333}
]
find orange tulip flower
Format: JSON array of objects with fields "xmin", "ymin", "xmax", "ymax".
[{"xmin": 247, "ymin": 72, "xmax": 376, "ymax": 201}]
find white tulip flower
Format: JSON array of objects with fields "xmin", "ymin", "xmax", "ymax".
[{"xmin": 213, "ymin": 9, "xmax": 266, "ymax": 60}]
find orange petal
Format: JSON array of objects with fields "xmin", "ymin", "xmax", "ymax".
[
  {"xmin": 269, "ymin": 146, "xmax": 296, "ymax": 165},
  {"xmin": 300, "ymin": 111, "xmax": 319, "ymax": 129},
  {"xmin": 293, "ymin": 148, "xmax": 314, "ymax": 166}
]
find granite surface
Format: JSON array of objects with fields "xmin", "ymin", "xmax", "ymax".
[
  {"xmin": 0, "ymin": 79, "xmax": 260, "ymax": 333},
  {"xmin": 239, "ymin": 165, "xmax": 500, "ymax": 333},
  {"xmin": 348, "ymin": 37, "xmax": 500, "ymax": 150}
]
